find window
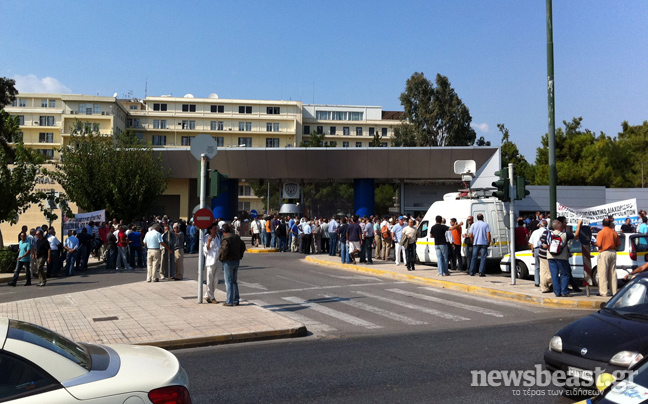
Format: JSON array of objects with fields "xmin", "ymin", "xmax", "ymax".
[
  {"xmin": 218, "ymin": 121, "xmax": 224, "ymax": 130},
  {"xmin": 382, "ymin": 128, "xmax": 388, "ymax": 137},
  {"xmin": 0, "ymin": 351, "xmax": 58, "ymax": 401},
  {"xmin": 182, "ymin": 104, "xmax": 196, "ymax": 112},
  {"xmin": 350, "ymin": 112, "xmax": 363, "ymax": 121},
  {"xmin": 381, "ymin": 142, "xmax": 388, "ymax": 147},
  {"xmin": 213, "ymin": 136, "xmax": 224, "ymax": 146},
  {"xmin": 238, "ymin": 106, "xmax": 252, "ymax": 114},
  {"xmin": 39, "ymin": 116, "xmax": 55, "ymax": 126},
  {"xmin": 135, "ymin": 132, "xmax": 144, "ymax": 141},
  {"xmin": 266, "ymin": 138, "xmax": 279, "ymax": 147},
  {"xmin": 17, "ymin": 115, "xmax": 24, "ymax": 126},
  {"xmin": 238, "ymin": 201, "xmax": 251, "ymax": 212},
  {"xmin": 41, "ymin": 99, "xmax": 48, "ymax": 108},
  {"xmin": 356, "ymin": 142, "xmax": 362, "ymax": 147},
  {"xmin": 267, "ymin": 106, "xmax": 280, "ymax": 114},
  {"xmin": 266, "ymin": 123, "xmax": 280, "ymax": 132},
  {"xmin": 49, "ymin": 99, "xmax": 56, "ymax": 108},
  {"xmin": 160, "ymin": 120, "xmax": 167, "ymax": 129},
  {"xmin": 39, "ymin": 133, "xmax": 54, "ymax": 143},
  {"xmin": 210, "ymin": 121, "xmax": 218, "ymax": 130},
  {"xmin": 181, "ymin": 120, "xmax": 195, "ymax": 129},
  {"xmin": 343, "ymin": 127, "xmax": 350, "ymax": 136},
  {"xmin": 94, "ymin": 104, "xmax": 101, "ymax": 114},
  {"xmin": 11, "ymin": 99, "xmax": 17, "ymax": 107},
  {"xmin": 78, "ymin": 103, "xmax": 85, "ymax": 113},
  {"xmin": 239, "ymin": 185, "xmax": 252, "ymax": 196},
  {"xmin": 316, "ymin": 111, "xmax": 331, "ymax": 120},
  {"xmin": 133, "ymin": 118, "xmax": 140, "ymax": 128},
  {"xmin": 343, "ymin": 141, "xmax": 349, "ymax": 148},
  {"xmin": 189, "ymin": 120, "xmax": 196, "ymax": 130},
  {"xmin": 303, "ymin": 125, "xmax": 310, "ymax": 135},
  {"xmin": 92, "ymin": 123, "xmax": 100, "ymax": 132},
  {"xmin": 369, "ymin": 128, "xmax": 375, "ymax": 137},
  {"xmin": 211, "ymin": 105, "xmax": 224, "ymax": 113},
  {"xmin": 181, "ymin": 136, "xmax": 193, "ymax": 146},
  {"xmin": 19, "ymin": 98, "xmax": 26, "ymax": 107},
  {"xmin": 333, "ymin": 111, "xmax": 347, "ymax": 120},
  {"xmin": 38, "ymin": 149, "xmax": 54, "ymax": 159},
  {"xmin": 356, "ymin": 127, "xmax": 363, "ymax": 136},
  {"xmin": 152, "ymin": 135, "xmax": 166, "ymax": 146},
  {"xmin": 153, "ymin": 119, "xmax": 161, "ymax": 129},
  {"xmin": 317, "ymin": 126, "xmax": 323, "ymax": 134},
  {"xmin": 330, "ymin": 126, "xmax": 336, "ymax": 135},
  {"xmin": 153, "ymin": 103, "xmax": 167, "ymax": 111},
  {"xmin": 129, "ymin": 105, "xmax": 138, "ymax": 110},
  {"xmin": 417, "ymin": 221, "xmax": 429, "ymax": 238},
  {"xmin": 238, "ymin": 137, "xmax": 252, "ymax": 147}
]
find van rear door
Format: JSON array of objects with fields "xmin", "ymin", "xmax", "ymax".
[{"xmin": 416, "ymin": 219, "xmax": 431, "ymax": 263}]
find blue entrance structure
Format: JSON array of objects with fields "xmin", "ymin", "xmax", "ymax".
[
  {"xmin": 211, "ymin": 178, "xmax": 239, "ymax": 221},
  {"xmin": 354, "ymin": 179, "xmax": 375, "ymax": 217}
]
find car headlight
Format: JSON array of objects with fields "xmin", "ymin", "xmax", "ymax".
[
  {"xmin": 549, "ymin": 335, "xmax": 562, "ymax": 353},
  {"xmin": 610, "ymin": 351, "xmax": 644, "ymax": 368}
]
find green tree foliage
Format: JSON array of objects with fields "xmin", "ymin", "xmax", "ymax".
[
  {"xmin": 498, "ymin": 124, "xmax": 534, "ymax": 180},
  {"xmin": 50, "ymin": 126, "xmax": 170, "ymax": 221},
  {"xmin": 534, "ymin": 117, "xmax": 633, "ymax": 187},
  {"xmin": 617, "ymin": 120, "xmax": 648, "ymax": 187},
  {"xmin": 394, "ymin": 72, "xmax": 477, "ymax": 147},
  {"xmin": 0, "ymin": 78, "xmax": 48, "ymax": 248}
]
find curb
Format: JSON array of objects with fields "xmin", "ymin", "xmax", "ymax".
[
  {"xmin": 137, "ymin": 324, "xmax": 308, "ymax": 350},
  {"xmin": 247, "ymin": 248, "xmax": 280, "ymax": 254},
  {"xmin": 304, "ymin": 257, "xmax": 603, "ymax": 310}
]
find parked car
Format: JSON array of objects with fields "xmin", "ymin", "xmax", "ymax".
[
  {"xmin": 544, "ymin": 272, "xmax": 648, "ymax": 386},
  {"xmin": 0, "ymin": 317, "xmax": 191, "ymax": 403},
  {"xmin": 500, "ymin": 232, "xmax": 648, "ymax": 284}
]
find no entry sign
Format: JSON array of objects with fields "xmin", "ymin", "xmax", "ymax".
[{"xmin": 193, "ymin": 208, "xmax": 215, "ymax": 229}]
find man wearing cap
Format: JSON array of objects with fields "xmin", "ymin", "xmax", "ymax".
[
  {"xmin": 529, "ymin": 219, "xmax": 547, "ymax": 287},
  {"xmin": 233, "ymin": 216, "xmax": 241, "ymax": 236},
  {"xmin": 143, "ymin": 224, "xmax": 169, "ymax": 282},
  {"xmin": 391, "ymin": 216, "xmax": 407, "ymax": 266}
]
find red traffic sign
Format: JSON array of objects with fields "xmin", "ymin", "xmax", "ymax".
[{"xmin": 193, "ymin": 208, "xmax": 215, "ymax": 229}]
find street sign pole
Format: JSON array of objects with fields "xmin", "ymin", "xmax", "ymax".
[
  {"xmin": 197, "ymin": 154, "xmax": 208, "ymax": 303},
  {"xmin": 509, "ymin": 163, "xmax": 517, "ymax": 285}
]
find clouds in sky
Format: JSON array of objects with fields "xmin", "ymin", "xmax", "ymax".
[
  {"xmin": 471, "ymin": 122, "xmax": 490, "ymax": 133},
  {"xmin": 13, "ymin": 74, "xmax": 71, "ymax": 94}
]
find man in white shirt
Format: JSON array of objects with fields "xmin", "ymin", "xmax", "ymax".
[
  {"xmin": 46, "ymin": 228, "xmax": 61, "ymax": 278},
  {"xmin": 203, "ymin": 223, "xmax": 222, "ymax": 303},
  {"xmin": 328, "ymin": 218, "xmax": 339, "ymax": 256},
  {"xmin": 391, "ymin": 217, "xmax": 407, "ymax": 266},
  {"xmin": 529, "ymin": 220, "xmax": 548, "ymax": 287}
]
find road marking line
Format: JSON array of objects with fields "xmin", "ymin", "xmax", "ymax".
[
  {"xmin": 282, "ymin": 296, "xmax": 382, "ymax": 329},
  {"xmin": 386, "ymin": 288, "xmax": 504, "ymax": 318},
  {"xmin": 249, "ymin": 299, "xmax": 337, "ymax": 333},
  {"xmin": 243, "ymin": 281, "xmax": 407, "ymax": 296},
  {"xmin": 275, "ymin": 275, "xmax": 319, "ymax": 287},
  {"xmin": 238, "ymin": 281, "xmax": 268, "ymax": 290},
  {"xmin": 418, "ymin": 287, "xmax": 545, "ymax": 313},
  {"xmin": 351, "ymin": 290, "xmax": 470, "ymax": 322},
  {"xmin": 311, "ymin": 272, "xmax": 383, "ymax": 282},
  {"xmin": 320, "ymin": 294, "xmax": 427, "ymax": 325}
]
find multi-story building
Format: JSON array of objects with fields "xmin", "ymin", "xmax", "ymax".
[{"xmin": 2, "ymin": 92, "xmax": 403, "ymax": 241}]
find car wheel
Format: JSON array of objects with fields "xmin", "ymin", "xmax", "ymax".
[
  {"xmin": 516, "ymin": 260, "xmax": 529, "ymax": 279},
  {"xmin": 590, "ymin": 267, "xmax": 598, "ymax": 287},
  {"xmin": 416, "ymin": 253, "xmax": 422, "ymax": 265}
]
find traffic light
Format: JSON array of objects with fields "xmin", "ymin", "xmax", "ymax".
[
  {"xmin": 492, "ymin": 168, "xmax": 510, "ymax": 201},
  {"xmin": 516, "ymin": 176, "xmax": 530, "ymax": 200}
]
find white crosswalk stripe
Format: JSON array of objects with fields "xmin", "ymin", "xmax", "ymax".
[
  {"xmin": 320, "ymin": 294, "xmax": 427, "ymax": 325},
  {"xmin": 249, "ymin": 299, "xmax": 337, "ymax": 333},
  {"xmin": 282, "ymin": 296, "xmax": 383, "ymax": 329},
  {"xmin": 418, "ymin": 287, "xmax": 545, "ymax": 313},
  {"xmin": 387, "ymin": 288, "xmax": 504, "ymax": 318},
  {"xmin": 351, "ymin": 290, "xmax": 470, "ymax": 322},
  {"xmin": 238, "ymin": 281, "xmax": 268, "ymax": 290}
]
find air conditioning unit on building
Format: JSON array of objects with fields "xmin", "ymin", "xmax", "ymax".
[
  {"xmin": 101, "ymin": 111, "xmax": 106, "ymax": 115},
  {"xmin": 70, "ymin": 111, "xmax": 76, "ymax": 114}
]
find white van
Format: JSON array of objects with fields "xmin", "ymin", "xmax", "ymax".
[{"xmin": 416, "ymin": 193, "xmax": 510, "ymax": 265}]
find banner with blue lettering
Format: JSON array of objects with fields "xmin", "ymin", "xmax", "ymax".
[{"xmin": 557, "ymin": 199, "xmax": 638, "ymax": 228}]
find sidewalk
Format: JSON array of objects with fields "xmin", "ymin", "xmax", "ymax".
[
  {"xmin": 305, "ymin": 255, "xmax": 608, "ymax": 309},
  {"xmin": 0, "ymin": 279, "xmax": 306, "ymax": 349}
]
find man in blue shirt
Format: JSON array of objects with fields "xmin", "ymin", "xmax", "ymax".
[
  {"xmin": 468, "ymin": 214, "xmax": 492, "ymax": 277},
  {"xmin": 391, "ymin": 217, "xmax": 407, "ymax": 266},
  {"xmin": 301, "ymin": 219, "xmax": 313, "ymax": 254},
  {"xmin": 128, "ymin": 226, "xmax": 143, "ymax": 268},
  {"xmin": 63, "ymin": 230, "xmax": 79, "ymax": 276}
]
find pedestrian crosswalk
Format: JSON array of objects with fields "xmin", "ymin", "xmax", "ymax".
[{"xmin": 247, "ymin": 283, "xmax": 541, "ymax": 336}]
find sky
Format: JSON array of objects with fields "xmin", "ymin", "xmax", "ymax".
[{"xmin": 2, "ymin": 0, "xmax": 647, "ymax": 161}]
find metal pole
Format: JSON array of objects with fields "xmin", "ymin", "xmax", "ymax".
[
  {"xmin": 267, "ymin": 182, "xmax": 270, "ymax": 214},
  {"xmin": 509, "ymin": 163, "xmax": 516, "ymax": 285},
  {"xmin": 547, "ymin": 0, "xmax": 557, "ymax": 222},
  {"xmin": 197, "ymin": 154, "xmax": 208, "ymax": 303},
  {"xmin": 400, "ymin": 180, "xmax": 405, "ymax": 215}
]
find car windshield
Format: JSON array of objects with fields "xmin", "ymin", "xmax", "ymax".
[
  {"xmin": 607, "ymin": 278, "xmax": 648, "ymax": 314},
  {"xmin": 632, "ymin": 235, "xmax": 648, "ymax": 253},
  {"xmin": 7, "ymin": 319, "xmax": 91, "ymax": 371}
]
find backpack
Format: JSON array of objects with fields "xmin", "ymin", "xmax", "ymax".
[
  {"xmin": 381, "ymin": 224, "xmax": 390, "ymax": 239},
  {"xmin": 548, "ymin": 232, "xmax": 564, "ymax": 255}
]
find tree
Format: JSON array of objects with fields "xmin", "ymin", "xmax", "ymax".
[
  {"xmin": 498, "ymin": 124, "xmax": 534, "ymax": 181},
  {"xmin": 49, "ymin": 126, "xmax": 170, "ymax": 221},
  {"xmin": 617, "ymin": 120, "xmax": 648, "ymax": 187},
  {"xmin": 371, "ymin": 131, "xmax": 382, "ymax": 147},
  {"xmin": 395, "ymin": 72, "xmax": 477, "ymax": 147},
  {"xmin": 0, "ymin": 78, "xmax": 47, "ymax": 248}
]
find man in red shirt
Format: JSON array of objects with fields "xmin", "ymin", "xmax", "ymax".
[
  {"xmin": 515, "ymin": 219, "xmax": 530, "ymax": 251},
  {"xmin": 116, "ymin": 225, "xmax": 131, "ymax": 270}
]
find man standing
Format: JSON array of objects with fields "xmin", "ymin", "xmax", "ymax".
[
  {"xmin": 515, "ymin": 219, "xmax": 530, "ymax": 252},
  {"xmin": 462, "ymin": 217, "xmax": 474, "ymax": 271},
  {"xmin": 63, "ymin": 230, "xmax": 79, "ymax": 276},
  {"xmin": 9, "ymin": 232, "xmax": 31, "ymax": 287},
  {"xmin": 160, "ymin": 224, "xmax": 177, "ymax": 280},
  {"xmin": 547, "ymin": 219, "xmax": 582, "ymax": 297},
  {"xmin": 143, "ymin": 224, "xmax": 168, "ymax": 282},
  {"xmin": 402, "ymin": 218, "xmax": 418, "ymax": 271},
  {"xmin": 381, "ymin": 218, "xmax": 393, "ymax": 261},
  {"xmin": 594, "ymin": 218, "xmax": 620, "ymax": 297},
  {"xmin": 128, "ymin": 226, "xmax": 143, "ymax": 269},
  {"xmin": 105, "ymin": 228, "xmax": 117, "ymax": 270},
  {"xmin": 276, "ymin": 218, "xmax": 287, "ymax": 252},
  {"xmin": 186, "ymin": 221, "xmax": 197, "ymax": 253},
  {"xmin": 290, "ymin": 219, "xmax": 300, "ymax": 253},
  {"xmin": 338, "ymin": 217, "xmax": 350, "ymax": 263},
  {"xmin": 468, "ymin": 214, "xmax": 491, "ymax": 277},
  {"xmin": 115, "ymin": 226, "xmax": 131, "ymax": 270},
  {"xmin": 362, "ymin": 218, "xmax": 375, "ymax": 264},
  {"xmin": 312, "ymin": 220, "xmax": 322, "ymax": 254},
  {"xmin": 203, "ymin": 223, "xmax": 222, "ymax": 303},
  {"xmin": 430, "ymin": 216, "xmax": 450, "ymax": 276},
  {"xmin": 233, "ymin": 216, "xmax": 241, "ymax": 236},
  {"xmin": 529, "ymin": 220, "xmax": 548, "ymax": 287},
  {"xmin": 172, "ymin": 223, "xmax": 185, "ymax": 280},
  {"xmin": 328, "ymin": 217, "xmax": 339, "ymax": 256},
  {"xmin": 46, "ymin": 228, "xmax": 61, "ymax": 278},
  {"xmin": 218, "ymin": 224, "xmax": 247, "ymax": 306},
  {"xmin": 300, "ymin": 219, "xmax": 313, "ymax": 254},
  {"xmin": 621, "ymin": 218, "xmax": 635, "ymax": 233},
  {"xmin": 34, "ymin": 229, "xmax": 51, "ymax": 287},
  {"xmin": 448, "ymin": 218, "xmax": 463, "ymax": 271},
  {"xmin": 391, "ymin": 216, "xmax": 407, "ymax": 266},
  {"xmin": 347, "ymin": 216, "xmax": 363, "ymax": 264},
  {"xmin": 250, "ymin": 218, "xmax": 260, "ymax": 247}
]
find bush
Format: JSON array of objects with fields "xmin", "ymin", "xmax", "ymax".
[{"xmin": 0, "ymin": 248, "xmax": 18, "ymax": 273}]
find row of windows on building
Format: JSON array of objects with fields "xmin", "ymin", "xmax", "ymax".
[
  {"xmin": 314, "ymin": 111, "xmax": 363, "ymax": 121},
  {"xmin": 133, "ymin": 119, "xmax": 283, "ymax": 132},
  {"xmin": 12, "ymin": 99, "xmax": 57, "ymax": 108},
  {"xmin": 151, "ymin": 103, "xmax": 283, "ymax": 115},
  {"xmin": 150, "ymin": 135, "xmax": 275, "ymax": 147},
  {"xmin": 304, "ymin": 126, "xmax": 388, "ymax": 137},
  {"xmin": 15, "ymin": 116, "xmax": 56, "ymax": 126}
]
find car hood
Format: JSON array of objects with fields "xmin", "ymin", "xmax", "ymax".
[
  {"xmin": 66, "ymin": 344, "xmax": 183, "ymax": 400},
  {"xmin": 558, "ymin": 311, "xmax": 648, "ymax": 363}
]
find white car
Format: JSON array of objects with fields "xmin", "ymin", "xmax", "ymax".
[
  {"xmin": 500, "ymin": 233, "xmax": 648, "ymax": 284},
  {"xmin": 0, "ymin": 317, "xmax": 191, "ymax": 403}
]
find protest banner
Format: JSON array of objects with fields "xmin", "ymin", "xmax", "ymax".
[
  {"xmin": 557, "ymin": 199, "xmax": 638, "ymax": 228},
  {"xmin": 63, "ymin": 210, "xmax": 106, "ymax": 233}
]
